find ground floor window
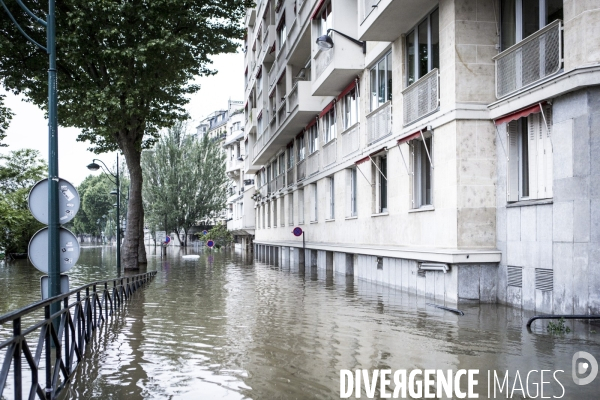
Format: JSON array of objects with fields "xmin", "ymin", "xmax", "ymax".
[
  {"xmin": 411, "ymin": 136, "xmax": 433, "ymax": 209},
  {"xmin": 328, "ymin": 176, "xmax": 335, "ymax": 219},
  {"xmin": 298, "ymin": 188, "xmax": 304, "ymax": 224},
  {"xmin": 347, "ymin": 168, "xmax": 357, "ymax": 217},
  {"xmin": 311, "ymin": 183, "xmax": 318, "ymax": 222},
  {"xmin": 507, "ymin": 106, "xmax": 553, "ymax": 201},
  {"xmin": 372, "ymin": 155, "xmax": 388, "ymax": 213},
  {"xmin": 289, "ymin": 193, "xmax": 294, "ymax": 225}
]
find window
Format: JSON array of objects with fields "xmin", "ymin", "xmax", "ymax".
[
  {"xmin": 308, "ymin": 124, "xmax": 319, "ymax": 154},
  {"xmin": 346, "ymin": 168, "xmax": 357, "ymax": 217},
  {"xmin": 507, "ymin": 107, "xmax": 553, "ymax": 201},
  {"xmin": 298, "ymin": 188, "xmax": 305, "ymax": 224},
  {"xmin": 289, "ymin": 193, "xmax": 294, "ymax": 225},
  {"xmin": 328, "ymin": 177, "xmax": 335, "ymax": 219},
  {"xmin": 267, "ymin": 202, "xmax": 271, "ymax": 227},
  {"xmin": 373, "ymin": 156, "xmax": 388, "ymax": 213},
  {"xmin": 277, "ymin": 13, "xmax": 287, "ymax": 49},
  {"xmin": 370, "ymin": 52, "xmax": 392, "ymax": 111},
  {"xmin": 343, "ymin": 87, "xmax": 358, "ymax": 129},
  {"xmin": 411, "ymin": 136, "xmax": 433, "ymax": 208},
  {"xmin": 257, "ymin": 115, "xmax": 263, "ymax": 135},
  {"xmin": 501, "ymin": 0, "xmax": 563, "ymax": 50},
  {"xmin": 280, "ymin": 196, "xmax": 285, "ymax": 226},
  {"xmin": 287, "ymin": 143, "xmax": 294, "ymax": 169},
  {"xmin": 406, "ymin": 8, "xmax": 439, "ymax": 87},
  {"xmin": 279, "ymin": 153, "xmax": 286, "ymax": 176},
  {"xmin": 322, "ymin": 107, "xmax": 336, "ymax": 144},
  {"xmin": 273, "ymin": 199, "xmax": 278, "ymax": 226},
  {"xmin": 311, "ymin": 183, "xmax": 318, "ymax": 222},
  {"xmin": 297, "ymin": 134, "xmax": 305, "ymax": 161},
  {"xmin": 318, "ymin": 1, "xmax": 333, "ymax": 38}
]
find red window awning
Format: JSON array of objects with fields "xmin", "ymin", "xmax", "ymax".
[
  {"xmin": 257, "ymin": 110, "xmax": 263, "ymax": 120},
  {"xmin": 305, "ymin": 117, "xmax": 318, "ymax": 130},
  {"xmin": 494, "ymin": 103, "xmax": 544, "ymax": 126},
  {"xmin": 319, "ymin": 100, "xmax": 335, "ymax": 118},
  {"xmin": 397, "ymin": 130, "xmax": 422, "ymax": 144},
  {"xmin": 355, "ymin": 155, "xmax": 370, "ymax": 165},
  {"xmin": 337, "ymin": 79, "xmax": 358, "ymax": 101},
  {"xmin": 311, "ymin": 0, "xmax": 327, "ymax": 20}
]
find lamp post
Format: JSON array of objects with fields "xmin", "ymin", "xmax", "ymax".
[
  {"xmin": 316, "ymin": 28, "xmax": 366, "ymax": 53},
  {"xmin": 87, "ymin": 157, "xmax": 121, "ymax": 272}
]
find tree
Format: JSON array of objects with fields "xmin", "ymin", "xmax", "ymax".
[
  {"xmin": 203, "ymin": 224, "xmax": 232, "ymax": 249},
  {"xmin": 0, "ymin": 0, "xmax": 251, "ymax": 268},
  {"xmin": 142, "ymin": 122, "xmax": 228, "ymax": 246},
  {"xmin": 0, "ymin": 149, "xmax": 45, "ymax": 255},
  {"xmin": 0, "ymin": 94, "xmax": 12, "ymax": 147}
]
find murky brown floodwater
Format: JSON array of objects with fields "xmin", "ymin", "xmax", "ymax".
[{"xmin": 1, "ymin": 245, "xmax": 599, "ymax": 399}]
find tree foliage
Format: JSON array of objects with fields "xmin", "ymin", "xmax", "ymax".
[
  {"xmin": 0, "ymin": 149, "xmax": 45, "ymax": 255},
  {"xmin": 142, "ymin": 122, "xmax": 228, "ymax": 245},
  {"xmin": 0, "ymin": 94, "xmax": 12, "ymax": 147},
  {"xmin": 203, "ymin": 224, "xmax": 232, "ymax": 248},
  {"xmin": 0, "ymin": 0, "xmax": 251, "ymax": 268}
]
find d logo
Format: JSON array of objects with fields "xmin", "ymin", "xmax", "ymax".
[{"xmin": 572, "ymin": 351, "xmax": 598, "ymax": 385}]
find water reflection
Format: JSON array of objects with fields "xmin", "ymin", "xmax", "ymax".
[{"xmin": 1, "ymin": 246, "xmax": 599, "ymax": 399}]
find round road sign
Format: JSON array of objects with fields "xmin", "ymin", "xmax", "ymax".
[
  {"xmin": 202, "ymin": 230, "xmax": 208, "ymax": 235},
  {"xmin": 28, "ymin": 227, "xmax": 80, "ymax": 274},
  {"xmin": 206, "ymin": 240, "xmax": 215, "ymax": 248},
  {"xmin": 292, "ymin": 227, "xmax": 303, "ymax": 237},
  {"xmin": 28, "ymin": 178, "xmax": 80, "ymax": 225}
]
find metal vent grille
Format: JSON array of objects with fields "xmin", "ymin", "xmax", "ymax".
[
  {"xmin": 507, "ymin": 266, "xmax": 523, "ymax": 288},
  {"xmin": 494, "ymin": 20, "xmax": 562, "ymax": 99},
  {"xmin": 535, "ymin": 269, "xmax": 553, "ymax": 291}
]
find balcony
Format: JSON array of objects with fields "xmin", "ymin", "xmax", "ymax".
[
  {"xmin": 245, "ymin": 108, "xmax": 257, "ymax": 135},
  {"xmin": 358, "ymin": 0, "xmax": 438, "ymax": 41},
  {"xmin": 263, "ymin": 25, "xmax": 276, "ymax": 63},
  {"xmin": 493, "ymin": 20, "xmax": 562, "ymax": 99},
  {"xmin": 226, "ymin": 158, "xmax": 243, "ymax": 174},
  {"xmin": 245, "ymin": 8, "xmax": 256, "ymax": 27},
  {"xmin": 402, "ymin": 68, "xmax": 439, "ymax": 126},
  {"xmin": 307, "ymin": 151, "xmax": 319, "ymax": 176},
  {"xmin": 297, "ymin": 159, "xmax": 306, "ymax": 181},
  {"xmin": 322, "ymin": 139, "xmax": 336, "ymax": 168},
  {"xmin": 341, "ymin": 123, "xmax": 360, "ymax": 157},
  {"xmin": 276, "ymin": 173, "xmax": 285, "ymax": 191},
  {"xmin": 287, "ymin": 167, "xmax": 294, "ymax": 187},
  {"xmin": 312, "ymin": 40, "xmax": 364, "ymax": 96},
  {"xmin": 366, "ymin": 101, "xmax": 392, "ymax": 144},
  {"xmin": 259, "ymin": 183, "xmax": 268, "ymax": 198},
  {"xmin": 251, "ymin": 81, "xmax": 331, "ymax": 166}
]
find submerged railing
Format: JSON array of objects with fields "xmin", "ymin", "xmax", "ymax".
[{"xmin": 0, "ymin": 271, "xmax": 157, "ymax": 399}]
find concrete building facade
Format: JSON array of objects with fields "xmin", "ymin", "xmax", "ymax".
[{"xmin": 242, "ymin": 0, "xmax": 600, "ymax": 313}]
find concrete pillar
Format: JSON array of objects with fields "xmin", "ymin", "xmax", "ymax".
[
  {"xmin": 346, "ymin": 254, "xmax": 354, "ymax": 276},
  {"xmin": 311, "ymin": 250, "xmax": 318, "ymax": 268},
  {"xmin": 326, "ymin": 251, "xmax": 333, "ymax": 272}
]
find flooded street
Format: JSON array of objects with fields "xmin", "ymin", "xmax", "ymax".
[{"xmin": 1, "ymin": 246, "xmax": 599, "ymax": 399}]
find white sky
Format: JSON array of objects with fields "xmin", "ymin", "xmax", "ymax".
[{"xmin": 1, "ymin": 52, "xmax": 244, "ymax": 185}]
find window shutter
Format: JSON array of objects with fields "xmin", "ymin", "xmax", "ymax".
[
  {"xmin": 507, "ymin": 121, "xmax": 519, "ymax": 202},
  {"xmin": 528, "ymin": 113, "xmax": 539, "ymax": 199}
]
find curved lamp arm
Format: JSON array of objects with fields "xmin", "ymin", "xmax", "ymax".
[
  {"xmin": 88, "ymin": 158, "xmax": 118, "ymax": 185},
  {"xmin": 327, "ymin": 29, "xmax": 366, "ymax": 53}
]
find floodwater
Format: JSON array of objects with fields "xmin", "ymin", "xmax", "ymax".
[{"xmin": 1, "ymin": 245, "xmax": 600, "ymax": 399}]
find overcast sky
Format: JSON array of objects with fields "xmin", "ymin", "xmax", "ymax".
[{"xmin": 1, "ymin": 52, "xmax": 244, "ymax": 185}]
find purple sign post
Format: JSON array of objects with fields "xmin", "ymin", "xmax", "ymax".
[{"xmin": 292, "ymin": 227, "xmax": 305, "ymax": 252}]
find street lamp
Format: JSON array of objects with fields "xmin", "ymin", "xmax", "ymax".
[
  {"xmin": 87, "ymin": 156, "xmax": 121, "ymax": 272},
  {"xmin": 316, "ymin": 29, "xmax": 366, "ymax": 54}
]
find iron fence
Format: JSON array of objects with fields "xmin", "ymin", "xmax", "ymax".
[
  {"xmin": 367, "ymin": 101, "xmax": 392, "ymax": 144},
  {"xmin": 341, "ymin": 124, "xmax": 360, "ymax": 157},
  {"xmin": 322, "ymin": 139, "xmax": 337, "ymax": 168},
  {"xmin": 0, "ymin": 272, "xmax": 157, "ymax": 400},
  {"xmin": 402, "ymin": 68, "xmax": 439, "ymax": 126}
]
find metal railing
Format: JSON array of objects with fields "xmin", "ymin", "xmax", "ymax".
[
  {"xmin": 287, "ymin": 167, "xmax": 294, "ymax": 186},
  {"xmin": 322, "ymin": 139, "xmax": 336, "ymax": 167},
  {"xmin": 307, "ymin": 151, "xmax": 320, "ymax": 176},
  {"xmin": 268, "ymin": 179, "xmax": 275, "ymax": 195},
  {"xmin": 277, "ymin": 99, "xmax": 287, "ymax": 127},
  {"xmin": 493, "ymin": 20, "xmax": 562, "ymax": 99},
  {"xmin": 315, "ymin": 49, "xmax": 333, "ymax": 79},
  {"xmin": 297, "ymin": 159, "xmax": 306, "ymax": 181},
  {"xmin": 402, "ymin": 68, "xmax": 439, "ymax": 126},
  {"xmin": 362, "ymin": 0, "xmax": 380, "ymax": 21},
  {"xmin": 259, "ymin": 183, "xmax": 268, "ymax": 198},
  {"xmin": 288, "ymin": 83, "xmax": 299, "ymax": 112},
  {"xmin": 341, "ymin": 123, "xmax": 360, "ymax": 157},
  {"xmin": 0, "ymin": 272, "xmax": 157, "ymax": 400},
  {"xmin": 268, "ymin": 61, "xmax": 278, "ymax": 86},
  {"xmin": 367, "ymin": 101, "xmax": 392, "ymax": 144}
]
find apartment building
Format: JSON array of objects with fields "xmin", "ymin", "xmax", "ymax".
[{"xmin": 242, "ymin": 0, "xmax": 600, "ymax": 314}]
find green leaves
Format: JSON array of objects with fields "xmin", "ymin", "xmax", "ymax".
[{"xmin": 0, "ymin": 94, "xmax": 13, "ymax": 146}]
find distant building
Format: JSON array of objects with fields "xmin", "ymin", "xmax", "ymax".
[{"xmin": 242, "ymin": 0, "xmax": 600, "ymax": 314}]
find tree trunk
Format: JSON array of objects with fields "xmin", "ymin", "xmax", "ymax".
[
  {"xmin": 138, "ymin": 206, "xmax": 147, "ymax": 263},
  {"xmin": 121, "ymin": 144, "xmax": 143, "ymax": 270}
]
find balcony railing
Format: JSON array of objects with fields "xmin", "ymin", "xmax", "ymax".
[
  {"xmin": 288, "ymin": 83, "xmax": 299, "ymax": 112},
  {"xmin": 493, "ymin": 20, "xmax": 562, "ymax": 99},
  {"xmin": 297, "ymin": 159, "xmax": 306, "ymax": 181},
  {"xmin": 315, "ymin": 49, "xmax": 334, "ymax": 79},
  {"xmin": 307, "ymin": 151, "xmax": 319, "ymax": 176},
  {"xmin": 361, "ymin": 0, "xmax": 379, "ymax": 21},
  {"xmin": 322, "ymin": 139, "xmax": 336, "ymax": 168},
  {"xmin": 268, "ymin": 179, "xmax": 275, "ymax": 195},
  {"xmin": 287, "ymin": 167, "xmax": 294, "ymax": 186},
  {"xmin": 259, "ymin": 183, "xmax": 268, "ymax": 198},
  {"xmin": 341, "ymin": 123, "xmax": 360, "ymax": 157},
  {"xmin": 276, "ymin": 173, "xmax": 285, "ymax": 191},
  {"xmin": 268, "ymin": 61, "xmax": 278, "ymax": 86},
  {"xmin": 367, "ymin": 101, "xmax": 392, "ymax": 144},
  {"xmin": 402, "ymin": 68, "xmax": 439, "ymax": 126}
]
